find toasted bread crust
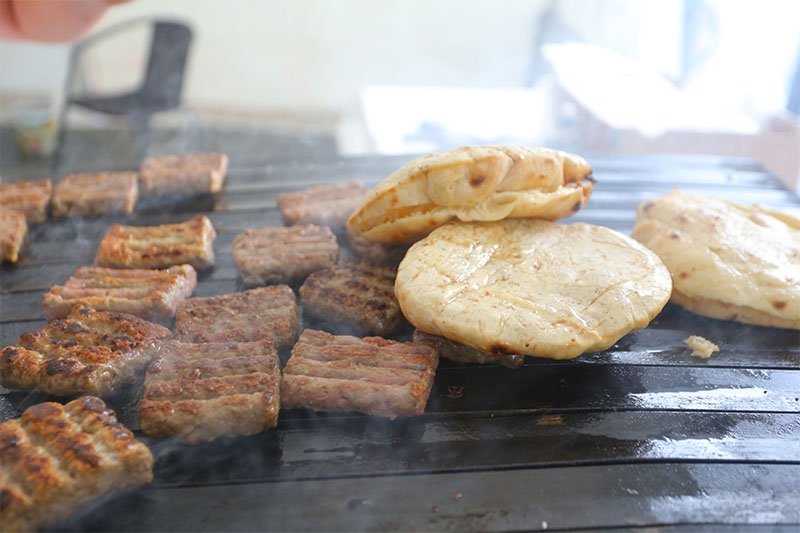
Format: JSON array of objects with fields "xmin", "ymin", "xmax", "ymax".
[
  {"xmin": 277, "ymin": 180, "xmax": 367, "ymax": 229},
  {"xmin": 95, "ymin": 215, "xmax": 217, "ymax": 270},
  {"xmin": 281, "ymin": 329, "xmax": 438, "ymax": 417},
  {"xmin": 347, "ymin": 145, "xmax": 594, "ymax": 244},
  {"xmin": 396, "ymin": 220, "xmax": 672, "ymax": 359},
  {"xmin": 0, "ymin": 178, "xmax": 52, "ymax": 223},
  {"xmin": 232, "ymin": 224, "xmax": 338, "ymax": 283},
  {"xmin": 176, "ymin": 285, "xmax": 299, "ymax": 346},
  {"xmin": 0, "ymin": 396, "xmax": 153, "ymax": 533},
  {"xmin": 632, "ymin": 190, "xmax": 800, "ymax": 329},
  {"xmin": 0, "ymin": 208, "xmax": 27, "ymax": 263},
  {"xmin": 0, "ymin": 306, "xmax": 171, "ymax": 397},
  {"xmin": 299, "ymin": 260, "xmax": 406, "ymax": 336},
  {"xmin": 139, "ymin": 152, "xmax": 228, "ymax": 197},
  {"xmin": 42, "ymin": 264, "xmax": 197, "ymax": 322},
  {"xmin": 51, "ymin": 172, "xmax": 138, "ymax": 218}
]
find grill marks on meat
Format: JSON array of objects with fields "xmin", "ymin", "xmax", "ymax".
[
  {"xmin": 277, "ymin": 180, "xmax": 367, "ymax": 229},
  {"xmin": 51, "ymin": 172, "xmax": 138, "ymax": 218},
  {"xmin": 232, "ymin": 225, "xmax": 338, "ymax": 284},
  {"xmin": 0, "ymin": 396, "xmax": 153, "ymax": 533},
  {"xmin": 0, "ymin": 178, "xmax": 52, "ymax": 223},
  {"xmin": 0, "ymin": 209, "xmax": 26, "ymax": 264},
  {"xmin": 282, "ymin": 329, "xmax": 438, "ymax": 417},
  {"xmin": 176, "ymin": 285, "xmax": 299, "ymax": 346},
  {"xmin": 42, "ymin": 265, "xmax": 197, "ymax": 322},
  {"xmin": 94, "ymin": 215, "xmax": 217, "ymax": 270},
  {"xmin": 139, "ymin": 152, "xmax": 228, "ymax": 197},
  {"xmin": 300, "ymin": 260, "xmax": 405, "ymax": 336},
  {"xmin": 139, "ymin": 340, "xmax": 280, "ymax": 444},
  {"xmin": 412, "ymin": 330, "xmax": 525, "ymax": 368},
  {"xmin": 346, "ymin": 227, "xmax": 409, "ymax": 266},
  {"xmin": 0, "ymin": 306, "xmax": 171, "ymax": 397}
]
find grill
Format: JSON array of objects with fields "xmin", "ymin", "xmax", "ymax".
[{"xmin": 1, "ymin": 153, "xmax": 799, "ymax": 531}]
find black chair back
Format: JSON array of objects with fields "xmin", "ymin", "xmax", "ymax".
[{"xmin": 141, "ymin": 21, "xmax": 193, "ymax": 111}]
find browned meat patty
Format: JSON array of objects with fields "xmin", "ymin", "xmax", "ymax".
[
  {"xmin": 51, "ymin": 172, "xmax": 138, "ymax": 218},
  {"xmin": 281, "ymin": 329, "xmax": 439, "ymax": 417},
  {"xmin": 232, "ymin": 224, "xmax": 338, "ymax": 284},
  {"xmin": 346, "ymin": 227, "xmax": 409, "ymax": 266},
  {"xmin": 299, "ymin": 260, "xmax": 405, "ymax": 336},
  {"xmin": 0, "ymin": 178, "xmax": 52, "ymax": 223},
  {"xmin": 0, "ymin": 396, "xmax": 153, "ymax": 533},
  {"xmin": 94, "ymin": 215, "xmax": 217, "ymax": 270},
  {"xmin": 277, "ymin": 180, "xmax": 367, "ymax": 229},
  {"xmin": 176, "ymin": 285, "xmax": 299, "ymax": 347},
  {"xmin": 139, "ymin": 339, "xmax": 280, "ymax": 444},
  {"xmin": 0, "ymin": 306, "xmax": 171, "ymax": 397},
  {"xmin": 42, "ymin": 264, "xmax": 197, "ymax": 323},
  {"xmin": 139, "ymin": 152, "xmax": 228, "ymax": 197},
  {"xmin": 412, "ymin": 330, "xmax": 524, "ymax": 368},
  {"xmin": 0, "ymin": 209, "xmax": 26, "ymax": 264}
]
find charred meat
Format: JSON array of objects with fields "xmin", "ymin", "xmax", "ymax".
[
  {"xmin": 51, "ymin": 172, "xmax": 138, "ymax": 218},
  {"xmin": 412, "ymin": 330, "xmax": 525, "ymax": 368},
  {"xmin": 139, "ymin": 152, "xmax": 228, "ymax": 197},
  {"xmin": 43, "ymin": 264, "xmax": 197, "ymax": 323},
  {"xmin": 281, "ymin": 329, "xmax": 438, "ymax": 417},
  {"xmin": 0, "ymin": 396, "xmax": 153, "ymax": 533},
  {"xmin": 277, "ymin": 180, "xmax": 367, "ymax": 230},
  {"xmin": 346, "ymin": 227, "xmax": 409, "ymax": 266},
  {"xmin": 299, "ymin": 260, "xmax": 405, "ymax": 336},
  {"xmin": 0, "ymin": 178, "xmax": 52, "ymax": 223},
  {"xmin": 232, "ymin": 224, "xmax": 338, "ymax": 284},
  {"xmin": 176, "ymin": 285, "xmax": 299, "ymax": 347},
  {"xmin": 0, "ymin": 306, "xmax": 171, "ymax": 397},
  {"xmin": 139, "ymin": 339, "xmax": 280, "ymax": 444},
  {"xmin": 94, "ymin": 215, "xmax": 217, "ymax": 270},
  {"xmin": 0, "ymin": 209, "xmax": 27, "ymax": 264}
]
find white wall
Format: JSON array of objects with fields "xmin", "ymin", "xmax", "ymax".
[
  {"xmin": 0, "ymin": 0, "xmax": 687, "ymax": 120},
  {"xmin": 93, "ymin": 0, "xmax": 551, "ymax": 115}
]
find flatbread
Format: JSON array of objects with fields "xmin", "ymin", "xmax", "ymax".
[
  {"xmin": 632, "ymin": 190, "xmax": 800, "ymax": 329},
  {"xmin": 395, "ymin": 219, "xmax": 672, "ymax": 359},
  {"xmin": 347, "ymin": 145, "xmax": 594, "ymax": 244}
]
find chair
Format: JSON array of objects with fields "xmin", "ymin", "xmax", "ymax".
[{"xmin": 53, "ymin": 18, "xmax": 193, "ymax": 170}]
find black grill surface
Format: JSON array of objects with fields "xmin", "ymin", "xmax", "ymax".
[{"xmin": 1, "ymin": 153, "xmax": 799, "ymax": 531}]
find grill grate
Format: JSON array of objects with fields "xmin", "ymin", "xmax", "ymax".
[{"xmin": 1, "ymin": 153, "xmax": 799, "ymax": 531}]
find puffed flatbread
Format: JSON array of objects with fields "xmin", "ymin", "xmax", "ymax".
[
  {"xmin": 632, "ymin": 190, "xmax": 799, "ymax": 329},
  {"xmin": 395, "ymin": 219, "xmax": 672, "ymax": 360},
  {"xmin": 347, "ymin": 145, "xmax": 594, "ymax": 244}
]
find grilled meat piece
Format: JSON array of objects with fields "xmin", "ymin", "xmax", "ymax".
[
  {"xmin": 51, "ymin": 172, "xmax": 138, "ymax": 218},
  {"xmin": 346, "ymin": 227, "xmax": 409, "ymax": 266},
  {"xmin": 412, "ymin": 330, "xmax": 525, "ymax": 368},
  {"xmin": 0, "ymin": 396, "xmax": 153, "ymax": 533},
  {"xmin": 277, "ymin": 180, "xmax": 367, "ymax": 230},
  {"xmin": 232, "ymin": 224, "xmax": 338, "ymax": 284},
  {"xmin": 94, "ymin": 215, "xmax": 217, "ymax": 270},
  {"xmin": 139, "ymin": 152, "xmax": 228, "ymax": 197},
  {"xmin": 281, "ymin": 329, "xmax": 438, "ymax": 417},
  {"xmin": 176, "ymin": 285, "xmax": 299, "ymax": 347},
  {"xmin": 42, "ymin": 264, "xmax": 197, "ymax": 322},
  {"xmin": 0, "ymin": 306, "xmax": 171, "ymax": 397},
  {"xmin": 299, "ymin": 260, "xmax": 405, "ymax": 336},
  {"xmin": 0, "ymin": 178, "xmax": 52, "ymax": 223},
  {"xmin": 139, "ymin": 339, "xmax": 280, "ymax": 444},
  {"xmin": 0, "ymin": 209, "xmax": 27, "ymax": 263}
]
